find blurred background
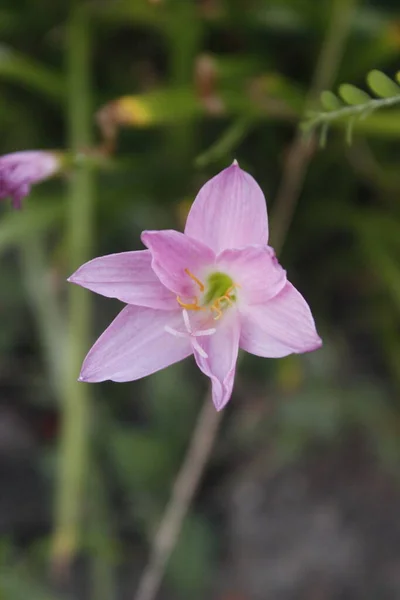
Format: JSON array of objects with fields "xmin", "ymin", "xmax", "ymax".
[{"xmin": 1, "ymin": 0, "xmax": 400, "ymax": 598}]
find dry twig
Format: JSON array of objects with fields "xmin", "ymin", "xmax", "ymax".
[{"xmin": 134, "ymin": 396, "xmax": 223, "ymax": 600}]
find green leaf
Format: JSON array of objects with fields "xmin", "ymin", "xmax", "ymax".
[
  {"xmin": 338, "ymin": 83, "xmax": 371, "ymax": 105},
  {"xmin": 367, "ymin": 70, "xmax": 400, "ymax": 98},
  {"xmin": 396, "ymin": 71, "xmax": 400, "ymax": 85},
  {"xmin": 320, "ymin": 90, "xmax": 343, "ymax": 111},
  {"xmin": 0, "ymin": 45, "xmax": 65, "ymax": 102}
]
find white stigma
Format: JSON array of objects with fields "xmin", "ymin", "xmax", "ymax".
[{"xmin": 165, "ymin": 310, "xmax": 216, "ymax": 358}]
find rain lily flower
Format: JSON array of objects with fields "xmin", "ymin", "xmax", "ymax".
[
  {"xmin": 0, "ymin": 150, "xmax": 61, "ymax": 209},
  {"xmin": 69, "ymin": 161, "xmax": 322, "ymax": 410}
]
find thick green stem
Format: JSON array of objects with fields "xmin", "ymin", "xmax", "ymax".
[
  {"xmin": 165, "ymin": 1, "xmax": 201, "ymax": 165},
  {"xmin": 52, "ymin": 1, "xmax": 94, "ymax": 572}
]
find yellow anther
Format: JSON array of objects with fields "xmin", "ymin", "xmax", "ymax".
[
  {"xmin": 209, "ymin": 283, "xmax": 241, "ymax": 319},
  {"xmin": 176, "ymin": 296, "xmax": 204, "ymax": 311},
  {"xmin": 211, "ymin": 303, "xmax": 223, "ymax": 320},
  {"xmin": 184, "ymin": 268, "xmax": 205, "ymax": 292},
  {"xmin": 220, "ymin": 294, "xmax": 233, "ymax": 306}
]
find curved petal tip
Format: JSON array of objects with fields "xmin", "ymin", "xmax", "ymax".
[{"xmin": 185, "ymin": 162, "xmax": 269, "ymax": 252}]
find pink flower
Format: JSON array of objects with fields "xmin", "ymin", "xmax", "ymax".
[
  {"xmin": 69, "ymin": 161, "xmax": 322, "ymax": 410},
  {"xmin": 0, "ymin": 150, "xmax": 61, "ymax": 209}
]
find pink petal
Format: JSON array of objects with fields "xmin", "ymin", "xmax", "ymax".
[
  {"xmin": 217, "ymin": 245, "xmax": 286, "ymax": 305},
  {"xmin": 79, "ymin": 306, "xmax": 192, "ymax": 382},
  {"xmin": 192, "ymin": 312, "xmax": 240, "ymax": 410},
  {"xmin": 184, "ymin": 162, "xmax": 269, "ymax": 253},
  {"xmin": 239, "ymin": 282, "xmax": 322, "ymax": 357},
  {"xmin": 0, "ymin": 150, "xmax": 60, "ymax": 208},
  {"xmin": 141, "ymin": 229, "xmax": 215, "ymax": 296},
  {"xmin": 68, "ymin": 250, "xmax": 176, "ymax": 309}
]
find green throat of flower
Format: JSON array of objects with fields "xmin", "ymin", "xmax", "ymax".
[{"xmin": 177, "ymin": 269, "xmax": 239, "ymax": 320}]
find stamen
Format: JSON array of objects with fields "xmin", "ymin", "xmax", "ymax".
[
  {"xmin": 182, "ymin": 308, "xmax": 191, "ymax": 332},
  {"xmin": 220, "ymin": 294, "xmax": 233, "ymax": 306},
  {"xmin": 193, "ymin": 328, "xmax": 216, "ymax": 337},
  {"xmin": 192, "ymin": 338, "xmax": 208, "ymax": 358},
  {"xmin": 164, "ymin": 325, "xmax": 186, "ymax": 338},
  {"xmin": 226, "ymin": 283, "xmax": 241, "ymax": 294},
  {"xmin": 164, "ymin": 309, "xmax": 216, "ymax": 359},
  {"xmin": 176, "ymin": 296, "xmax": 204, "ymax": 311},
  {"xmin": 210, "ymin": 282, "xmax": 241, "ymax": 319},
  {"xmin": 211, "ymin": 303, "xmax": 223, "ymax": 320},
  {"xmin": 184, "ymin": 268, "xmax": 205, "ymax": 292}
]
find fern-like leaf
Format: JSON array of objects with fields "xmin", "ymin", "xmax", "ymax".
[{"xmin": 301, "ymin": 70, "xmax": 400, "ymax": 146}]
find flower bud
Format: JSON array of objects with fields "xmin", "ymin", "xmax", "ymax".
[{"xmin": 0, "ymin": 150, "xmax": 62, "ymax": 209}]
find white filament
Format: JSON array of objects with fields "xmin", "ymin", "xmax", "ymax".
[{"xmin": 165, "ymin": 309, "xmax": 216, "ymax": 358}]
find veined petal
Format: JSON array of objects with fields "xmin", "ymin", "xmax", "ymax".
[
  {"xmin": 68, "ymin": 250, "xmax": 175, "ymax": 309},
  {"xmin": 79, "ymin": 306, "xmax": 192, "ymax": 382},
  {"xmin": 192, "ymin": 312, "xmax": 240, "ymax": 410},
  {"xmin": 185, "ymin": 162, "xmax": 268, "ymax": 253},
  {"xmin": 141, "ymin": 229, "xmax": 215, "ymax": 296},
  {"xmin": 239, "ymin": 282, "xmax": 322, "ymax": 358},
  {"xmin": 217, "ymin": 245, "xmax": 286, "ymax": 305}
]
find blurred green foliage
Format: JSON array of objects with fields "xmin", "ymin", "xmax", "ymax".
[{"xmin": 1, "ymin": 0, "xmax": 400, "ymax": 599}]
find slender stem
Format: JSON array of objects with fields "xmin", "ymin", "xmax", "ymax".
[
  {"xmin": 270, "ymin": 0, "xmax": 357, "ymax": 253},
  {"xmin": 133, "ymin": 396, "xmax": 223, "ymax": 600},
  {"xmin": 302, "ymin": 94, "xmax": 400, "ymax": 134},
  {"xmin": 195, "ymin": 115, "xmax": 255, "ymax": 167},
  {"xmin": 51, "ymin": 0, "xmax": 94, "ymax": 575}
]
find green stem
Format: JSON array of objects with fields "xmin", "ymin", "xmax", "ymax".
[
  {"xmin": 195, "ymin": 115, "xmax": 255, "ymax": 167},
  {"xmin": 52, "ymin": 0, "xmax": 94, "ymax": 572},
  {"xmin": 165, "ymin": 1, "xmax": 202, "ymax": 165},
  {"xmin": 302, "ymin": 94, "xmax": 400, "ymax": 135}
]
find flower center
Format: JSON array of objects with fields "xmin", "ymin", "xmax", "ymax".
[{"xmin": 177, "ymin": 269, "xmax": 239, "ymax": 320}]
